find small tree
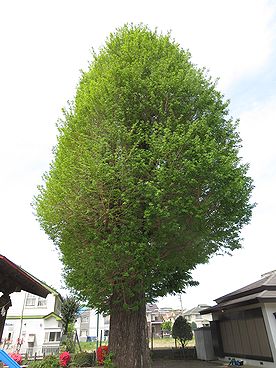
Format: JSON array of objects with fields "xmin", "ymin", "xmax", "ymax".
[
  {"xmin": 161, "ymin": 320, "xmax": 173, "ymax": 333},
  {"xmin": 60, "ymin": 296, "xmax": 81, "ymax": 352},
  {"xmin": 61, "ymin": 296, "xmax": 81, "ymax": 335},
  {"xmin": 172, "ymin": 316, "xmax": 193, "ymax": 348}
]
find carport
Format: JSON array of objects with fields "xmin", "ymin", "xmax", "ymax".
[{"xmin": 0, "ymin": 255, "xmax": 50, "ymax": 341}]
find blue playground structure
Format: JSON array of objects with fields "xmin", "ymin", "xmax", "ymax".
[{"xmin": 0, "ymin": 350, "xmax": 21, "ymax": 368}]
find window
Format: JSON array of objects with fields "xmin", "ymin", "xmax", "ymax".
[
  {"xmin": 80, "ymin": 330, "xmax": 87, "ymax": 337},
  {"xmin": 81, "ymin": 316, "xmax": 89, "ymax": 323},
  {"xmin": 25, "ymin": 293, "xmax": 47, "ymax": 308},
  {"xmin": 45, "ymin": 332, "xmax": 61, "ymax": 342},
  {"xmin": 55, "ymin": 300, "xmax": 61, "ymax": 314},
  {"xmin": 25, "ymin": 293, "xmax": 36, "ymax": 307},
  {"xmin": 104, "ymin": 315, "xmax": 110, "ymax": 324},
  {"xmin": 28, "ymin": 334, "xmax": 35, "ymax": 347},
  {"xmin": 37, "ymin": 297, "xmax": 47, "ymax": 307}
]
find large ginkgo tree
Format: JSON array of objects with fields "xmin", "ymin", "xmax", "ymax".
[{"xmin": 34, "ymin": 25, "xmax": 254, "ymax": 368}]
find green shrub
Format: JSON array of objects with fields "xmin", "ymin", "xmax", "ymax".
[
  {"xmin": 172, "ymin": 316, "xmax": 193, "ymax": 348},
  {"xmin": 28, "ymin": 355, "xmax": 60, "ymax": 368},
  {"xmin": 71, "ymin": 352, "xmax": 95, "ymax": 367},
  {"xmin": 104, "ymin": 353, "xmax": 115, "ymax": 368}
]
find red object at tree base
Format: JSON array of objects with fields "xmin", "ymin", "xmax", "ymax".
[
  {"xmin": 97, "ymin": 345, "xmax": 108, "ymax": 365},
  {"xmin": 59, "ymin": 351, "xmax": 71, "ymax": 367}
]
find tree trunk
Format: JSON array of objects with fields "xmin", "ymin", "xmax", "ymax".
[{"xmin": 109, "ymin": 295, "xmax": 151, "ymax": 368}]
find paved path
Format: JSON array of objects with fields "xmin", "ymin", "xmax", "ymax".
[{"xmin": 152, "ymin": 360, "xmax": 226, "ymax": 368}]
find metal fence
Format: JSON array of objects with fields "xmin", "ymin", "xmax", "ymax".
[
  {"xmin": 24, "ymin": 346, "xmax": 60, "ymax": 358},
  {"xmin": 1, "ymin": 346, "xmax": 60, "ymax": 360}
]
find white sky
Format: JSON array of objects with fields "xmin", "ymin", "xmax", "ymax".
[{"xmin": 1, "ymin": 0, "xmax": 276, "ymax": 310}]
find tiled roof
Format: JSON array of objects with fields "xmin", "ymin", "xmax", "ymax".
[
  {"xmin": 201, "ymin": 271, "xmax": 276, "ymax": 315},
  {"xmin": 184, "ymin": 304, "xmax": 211, "ymax": 316},
  {"xmin": 215, "ymin": 271, "xmax": 276, "ymax": 304},
  {"xmin": 146, "ymin": 303, "xmax": 159, "ymax": 312}
]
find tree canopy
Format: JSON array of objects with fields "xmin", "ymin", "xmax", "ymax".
[{"xmin": 34, "ymin": 24, "xmax": 254, "ymax": 313}]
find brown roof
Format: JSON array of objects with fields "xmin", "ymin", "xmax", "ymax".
[
  {"xmin": 215, "ymin": 271, "xmax": 276, "ymax": 304},
  {"xmin": 0, "ymin": 255, "xmax": 50, "ymax": 298},
  {"xmin": 201, "ymin": 271, "xmax": 276, "ymax": 315}
]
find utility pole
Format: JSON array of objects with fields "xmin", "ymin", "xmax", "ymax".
[
  {"xmin": 179, "ymin": 294, "xmax": 184, "ymax": 315},
  {"xmin": 96, "ymin": 313, "xmax": 99, "ymax": 353}
]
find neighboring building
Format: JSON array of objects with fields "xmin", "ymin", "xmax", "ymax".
[
  {"xmin": 75, "ymin": 309, "xmax": 108, "ymax": 342},
  {"xmin": 76, "ymin": 304, "xmax": 176, "ymax": 342},
  {"xmin": 158, "ymin": 307, "xmax": 184, "ymax": 323},
  {"xmin": 74, "ymin": 302, "xmax": 211, "ymax": 343},
  {"xmin": 146, "ymin": 304, "xmax": 163, "ymax": 338},
  {"xmin": 2, "ymin": 286, "xmax": 63, "ymax": 356},
  {"xmin": 146, "ymin": 303, "xmax": 211, "ymax": 338},
  {"xmin": 201, "ymin": 271, "xmax": 276, "ymax": 367},
  {"xmin": 184, "ymin": 304, "xmax": 212, "ymax": 328}
]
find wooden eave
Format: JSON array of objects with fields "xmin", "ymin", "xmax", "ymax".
[{"xmin": 0, "ymin": 255, "xmax": 50, "ymax": 298}]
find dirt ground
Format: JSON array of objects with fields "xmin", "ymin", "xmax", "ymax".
[{"xmin": 152, "ymin": 359, "xmax": 226, "ymax": 368}]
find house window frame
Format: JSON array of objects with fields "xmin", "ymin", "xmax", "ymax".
[
  {"xmin": 25, "ymin": 293, "xmax": 36, "ymax": 307},
  {"xmin": 37, "ymin": 297, "xmax": 47, "ymax": 307},
  {"xmin": 45, "ymin": 331, "xmax": 61, "ymax": 342}
]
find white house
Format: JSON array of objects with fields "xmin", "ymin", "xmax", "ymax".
[
  {"xmin": 183, "ymin": 304, "xmax": 212, "ymax": 328},
  {"xmin": 146, "ymin": 304, "xmax": 163, "ymax": 338},
  {"xmin": 75, "ymin": 309, "xmax": 109, "ymax": 343},
  {"xmin": 2, "ymin": 286, "xmax": 63, "ymax": 356}
]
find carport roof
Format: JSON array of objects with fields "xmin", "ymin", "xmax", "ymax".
[{"xmin": 0, "ymin": 255, "xmax": 50, "ymax": 298}]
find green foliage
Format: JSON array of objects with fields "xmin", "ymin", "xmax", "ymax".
[
  {"xmin": 60, "ymin": 322, "xmax": 78, "ymax": 353},
  {"xmin": 61, "ymin": 296, "xmax": 81, "ymax": 334},
  {"xmin": 28, "ymin": 355, "xmax": 59, "ymax": 368},
  {"xmin": 190, "ymin": 321, "xmax": 197, "ymax": 331},
  {"xmin": 60, "ymin": 296, "xmax": 81, "ymax": 352},
  {"xmin": 34, "ymin": 24, "xmax": 254, "ymax": 312},
  {"xmin": 161, "ymin": 320, "xmax": 173, "ymax": 332},
  {"xmin": 104, "ymin": 353, "xmax": 116, "ymax": 368},
  {"xmin": 172, "ymin": 316, "xmax": 193, "ymax": 348},
  {"xmin": 70, "ymin": 352, "xmax": 95, "ymax": 367}
]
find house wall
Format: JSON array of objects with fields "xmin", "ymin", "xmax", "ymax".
[
  {"xmin": 75, "ymin": 309, "xmax": 107, "ymax": 342},
  {"xmin": 7, "ymin": 291, "xmax": 59, "ymax": 316},
  {"xmin": 262, "ymin": 303, "xmax": 276, "ymax": 364},
  {"xmin": 3, "ymin": 318, "xmax": 44, "ymax": 352},
  {"xmin": 185, "ymin": 312, "xmax": 212, "ymax": 328},
  {"xmin": 211, "ymin": 303, "xmax": 275, "ymax": 368}
]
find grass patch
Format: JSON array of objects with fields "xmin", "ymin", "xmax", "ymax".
[
  {"xmin": 79, "ymin": 341, "xmax": 108, "ymax": 352},
  {"xmin": 149, "ymin": 337, "xmax": 195, "ymax": 349}
]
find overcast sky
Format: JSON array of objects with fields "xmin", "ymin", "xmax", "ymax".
[{"xmin": 1, "ymin": 0, "xmax": 276, "ymax": 310}]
